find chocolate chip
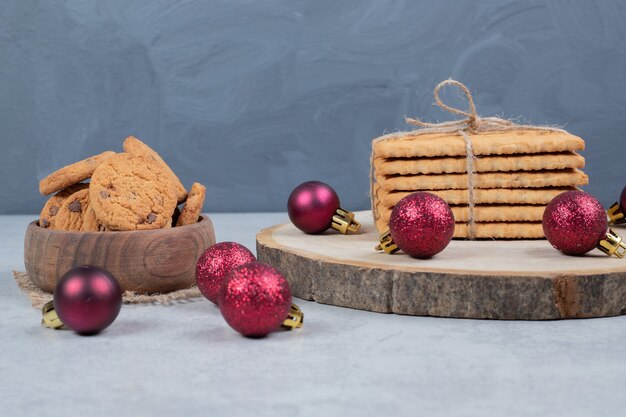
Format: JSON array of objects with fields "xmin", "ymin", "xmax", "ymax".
[
  {"xmin": 100, "ymin": 190, "xmax": 110, "ymax": 199},
  {"xmin": 41, "ymin": 219, "xmax": 49, "ymax": 228},
  {"xmin": 49, "ymin": 206, "xmax": 59, "ymax": 216},
  {"xmin": 147, "ymin": 213, "xmax": 157, "ymax": 224},
  {"xmin": 68, "ymin": 200, "xmax": 82, "ymax": 213}
]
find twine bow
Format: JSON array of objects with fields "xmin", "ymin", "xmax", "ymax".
[
  {"xmin": 405, "ymin": 79, "xmax": 484, "ymax": 133},
  {"xmin": 370, "ymin": 79, "xmax": 565, "ymax": 240}
]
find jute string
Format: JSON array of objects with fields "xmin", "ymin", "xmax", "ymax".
[
  {"xmin": 370, "ymin": 79, "xmax": 566, "ymax": 239},
  {"xmin": 13, "ymin": 271, "xmax": 202, "ymax": 309}
]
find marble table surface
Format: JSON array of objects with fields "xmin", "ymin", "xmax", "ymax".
[{"xmin": 2, "ymin": 213, "xmax": 625, "ymax": 417}]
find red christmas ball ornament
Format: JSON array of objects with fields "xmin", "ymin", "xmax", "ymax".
[
  {"xmin": 543, "ymin": 190, "xmax": 625, "ymax": 257},
  {"xmin": 607, "ymin": 186, "xmax": 626, "ymax": 225},
  {"xmin": 287, "ymin": 181, "xmax": 360, "ymax": 234},
  {"xmin": 218, "ymin": 262, "xmax": 293, "ymax": 337},
  {"xmin": 45, "ymin": 265, "xmax": 122, "ymax": 335},
  {"xmin": 386, "ymin": 192, "xmax": 455, "ymax": 258},
  {"xmin": 196, "ymin": 242, "xmax": 256, "ymax": 304}
]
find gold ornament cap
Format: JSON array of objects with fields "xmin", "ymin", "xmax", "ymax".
[
  {"xmin": 375, "ymin": 230, "xmax": 400, "ymax": 254},
  {"xmin": 282, "ymin": 304, "xmax": 304, "ymax": 330},
  {"xmin": 331, "ymin": 208, "xmax": 361, "ymax": 234},
  {"xmin": 597, "ymin": 228, "xmax": 626, "ymax": 258},
  {"xmin": 607, "ymin": 202, "xmax": 625, "ymax": 225},
  {"xmin": 41, "ymin": 300, "xmax": 64, "ymax": 329}
]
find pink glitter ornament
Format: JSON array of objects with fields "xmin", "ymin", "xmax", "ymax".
[
  {"xmin": 389, "ymin": 192, "xmax": 455, "ymax": 258},
  {"xmin": 196, "ymin": 242, "xmax": 256, "ymax": 304},
  {"xmin": 218, "ymin": 262, "xmax": 292, "ymax": 337},
  {"xmin": 543, "ymin": 190, "xmax": 625, "ymax": 257}
]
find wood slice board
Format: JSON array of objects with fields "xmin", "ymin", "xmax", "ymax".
[{"xmin": 256, "ymin": 211, "xmax": 626, "ymax": 320}]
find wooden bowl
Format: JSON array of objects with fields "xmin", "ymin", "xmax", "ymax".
[{"xmin": 24, "ymin": 215, "xmax": 215, "ymax": 294}]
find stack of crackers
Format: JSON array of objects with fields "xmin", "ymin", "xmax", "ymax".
[
  {"xmin": 372, "ymin": 130, "xmax": 588, "ymax": 238},
  {"xmin": 39, "ymin": 136, "xmax": 206, "ymax": 232}
]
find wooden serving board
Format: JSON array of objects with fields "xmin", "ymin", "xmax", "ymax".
[{"xmin": 257, "ymin": 211, "xmax": 626, "ymax": 320}]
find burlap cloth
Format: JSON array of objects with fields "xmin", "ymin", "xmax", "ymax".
[{"xmin": 13, "ymin": 270, "xmax": 202, "ymax": 309}]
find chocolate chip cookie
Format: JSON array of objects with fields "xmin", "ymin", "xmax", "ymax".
[
  {"xmin": 53, "ymin": 188, "xmax": 91, "ymax": 231},
  {"xmin": 39, "ymin": 183, "xmax": 89, "ymax": 228},
  {"xmin": 39, "ymin": 151, "xmax": 116, "ymax": 195},
  {"xmin": 123, "ymin": 136, "xmax": 188, "ymax": 203},
  {"xmin": 90, "ymin": 153, "xmax": 177, "ymax": 231},
  {"xmin": 81, "ymin": 205, "xmax": 106, "ymax": 232},
  {"xmin": 176, "ymin": 182, "xmax": 206, "ymax": 226}
]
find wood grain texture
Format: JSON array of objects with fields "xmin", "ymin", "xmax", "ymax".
[
  {"xmin": 256, "ymin": 213, "xmax": 626, "ymax": 320},
  {"xmin": 24, "ymin": 215, "xmax": 215, "ymax": 294}
]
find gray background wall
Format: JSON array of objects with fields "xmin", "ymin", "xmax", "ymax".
[{"xmin": 1, "ymin": 0, "xmax": 625, "ymax": 214}]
